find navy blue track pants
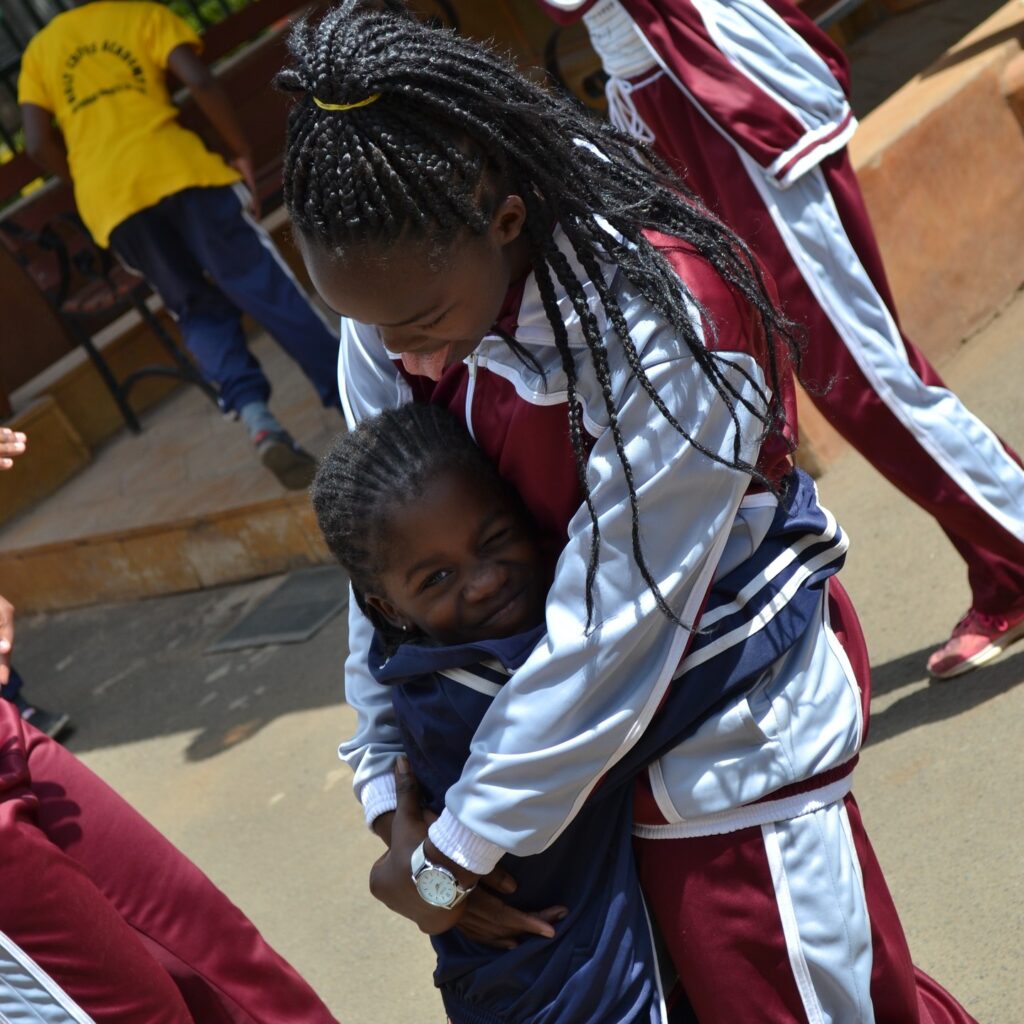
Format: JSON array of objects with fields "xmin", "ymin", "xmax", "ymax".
[{"xmin": 109, "ymin": 184, "xmax": 340, "ymax": 414}]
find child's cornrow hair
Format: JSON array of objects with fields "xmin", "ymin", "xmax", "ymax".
[
  {"xmin": 312, "ymin": 404, "xmax": 506, "ymax": 649},
  {"xmin": 280, "ymin": 1, "xmax": 799, "ymax": 628}
]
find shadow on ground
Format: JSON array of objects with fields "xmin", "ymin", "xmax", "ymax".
[
  {"xmin": 846, "ymin": 0, "xmax": 1009, "ymax": 115},
  {"xmin": 11, "ymin": 576, "xmax": 351, "ymax": 762},
  {"xmin": 13, "ymin": 570, "xmax": 1024, "ymax": 762},
  {"xmin": 866, "ymin": 645, "xmax": 1024, "ymax": 747}
]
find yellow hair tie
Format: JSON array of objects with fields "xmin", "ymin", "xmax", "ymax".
[{"xmin": 313, "ymin": 92, "xmax": 382, "ymax": 111}]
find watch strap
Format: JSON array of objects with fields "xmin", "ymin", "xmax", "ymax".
[{"xmin": 410, "ymin": 841, "xmax": 476, "ymax": 907}]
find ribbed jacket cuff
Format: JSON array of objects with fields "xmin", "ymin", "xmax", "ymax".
[
  {"xmin": 360, "ymin": 774, "xmax": 397, "ymax": 829},
  {"xmin": 429, "ymin": 810, "xmax": 506, "ymax": 875}
]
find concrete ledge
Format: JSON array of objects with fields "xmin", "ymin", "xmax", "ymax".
[
  {"xmin": 851, "ymin": 4, "xmax": 1024, "ymax": 362},
  {"xmin": 0, "ymin": 396, "xmax": 90, "ymax": 526},
  {"xmin": 0, "ymin": 493, "xmax": 331, "ymax": 613},
  {"xmin": 11, "ymin": 308, "xmax": 186, "ymax": 450}
]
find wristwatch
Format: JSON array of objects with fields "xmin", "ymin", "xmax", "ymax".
[{"xmin": 410, "ymin": 841, "xmax": 476, "ymax": 909}]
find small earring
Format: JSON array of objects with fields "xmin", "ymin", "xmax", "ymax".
[{"xmin": 400, "ymin": 624, "xmax": 409, "ymax": 632}]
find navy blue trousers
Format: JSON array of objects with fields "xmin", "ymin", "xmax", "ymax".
[{"xmin": 109, "ymin": 185, "xmax": 340, "ymax": 414}]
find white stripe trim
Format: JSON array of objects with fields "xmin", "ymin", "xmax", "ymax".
[
  {"xmin": 699, "ymin": 501, "xmax": 839, "ymax": 628},
  {"xmin": 679, "ymin": 532, "xmax": 849, "ymax": 674},
  {"xmin": 772, "ymin": 114, "xmax": 858, "ymax": 188},
  {"xmin": 470, "ymin": 350, "xmax": 605, "ymax": 438},
  {"xmin": 761, "ymin": 824, "xmax": 828, "ymax": 1024},
  {"xmin": 464, "ymin": 353, "xmax": 479, "ymax": 443},
  {"xmin": 838, "ymin": 801, "xmax": 867, "ymax": 908},
  {"xmin": 646, "ymin": 759, "xmax": 682, "ymax": 826},
  {"xmin": 821, "ymin": 577, "xmax": 865, "ymax": 753},
  {"xmin": 477, "ymin": 657, "xmax": 511, "ymax": 674},
  {"xmin": 738, "ymin": 157, "xmax": 1024, "ymax": 543},
  {"xmin": 633, "ymin": 771, "xmax": 852, "ymax": 839},
  {"xmin": 438, "ymin": 668, "xmax": 504, "ymax": 698},
  {"xmin": 640, "ymin": 898, "xmax": 671, "ymax": 1024},
  {"xmin": 738, "ymin": 492, "xmax": 779, "ymax": 511},
  {"xmin": 0, "ymin": 930, "xmax": 96, "ymax": 1023}
]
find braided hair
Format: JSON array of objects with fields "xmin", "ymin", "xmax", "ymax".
[
  {"xmin": 280, "ymin": 1, "xmax": 799, "ymax": 628},
  {"xmin": 313, "ymin": 403, "xmax": 516, "ymax": 651}
]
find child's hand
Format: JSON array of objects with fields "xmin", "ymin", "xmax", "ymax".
[
  {"xmin": 457, "ymin": 888, "xmax": 567, "ymax": 950},
  {"xmin": 0, "ymin": 429, "xmax": 27, "ymax": 470},
  {"xmin": 367, "ymin": 757, "xmax": 472, "ymax": 935}
]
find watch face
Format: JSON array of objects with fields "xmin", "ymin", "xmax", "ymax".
[{"xmin": 415, "ymin": 867, "xmax": 458, "ymax": 907}]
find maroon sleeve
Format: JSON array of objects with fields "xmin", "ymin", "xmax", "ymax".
[{"xmin": 618, "ymin": 0, "xmax": 818, "ymax": 172}]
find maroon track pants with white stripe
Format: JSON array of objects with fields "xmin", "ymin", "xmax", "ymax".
[
  {"xmin": 634, "ymin": 581, "xmax": 977, "ymax": 1022},
  {"xmin": 629, "ymin": 71, "xmax": 1024, "ymax": 616},
  {"xmin": 0, "ymin": 700, "xmax": 338, "ymax": 1024}
]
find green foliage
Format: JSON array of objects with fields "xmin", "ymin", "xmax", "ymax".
[{"xmin": 167, "ymin": 0, "xmax": 253, "ymax": 35}]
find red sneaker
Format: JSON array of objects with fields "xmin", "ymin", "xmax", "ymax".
[{"xmin": 927, "ymin": 604, "xmax": 1024, "ymax": 679}]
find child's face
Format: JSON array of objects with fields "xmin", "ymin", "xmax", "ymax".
[
  {"xmin": 364, "ymin": 466, "xmax": 549, "ymax": 645},
  {"xmin": 298, "ymin": 195, "xmax": 531, "ymax": 381}
]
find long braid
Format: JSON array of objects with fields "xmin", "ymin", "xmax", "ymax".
[
  {"xmin": 312, "ymin": 404, "xmax": 510, "ymax": 652},
  {"xmin": 281, "ymin": 2, "xmax": 801, "ymax": 626},
  {"xmin": 520, "ymin": 201, "xmax": 602, "ymax": 623}
]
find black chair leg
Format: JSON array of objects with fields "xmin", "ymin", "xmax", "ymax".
[{"xmin": 67, "ymin": 321, "xmax": 142, "ymax": 434}]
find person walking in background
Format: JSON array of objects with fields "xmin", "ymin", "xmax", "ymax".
[
  {"xmin": 0, "ymin": 428, "xmax": 71, "ymax": 739},
  {"xmin": 18, "ymin": 0, "xmax": 342, "ymax": 490},
  {"xmin": 537, "ymin": 0, "xmax": 1024, "ymax": 679}
]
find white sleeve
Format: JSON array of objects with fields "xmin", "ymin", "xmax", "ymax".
[
  {"xmin": 428, "ymin": 332, "xmax": 769, "ymax": 873},
  {"xmin": 335, "ymin": 318, "xmax": 412, "ymax": 825}
]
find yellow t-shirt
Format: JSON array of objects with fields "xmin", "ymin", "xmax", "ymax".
[{"xmin": 18, "ymin": 1, "xmax": 240, "ymax": 247}]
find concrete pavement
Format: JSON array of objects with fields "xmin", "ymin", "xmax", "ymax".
[{"xmin": 10, "ymin": 289, "xmax": 1024, "ymax": 1022}]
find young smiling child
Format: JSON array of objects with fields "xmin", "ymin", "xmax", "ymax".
[
  {"xmin": 313, "ymin": 402, "xmax": 676, "ymax": 1022},
  {"xmin": 312, "ymin": 402, "xmax": 862, "ymax": 1022}
]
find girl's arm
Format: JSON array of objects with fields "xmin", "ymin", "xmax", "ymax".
[
  {"xmin": 21, "ymin": 104, "xmax": 72, "ymax": 183},
  {"xmin": 426, "ymin": 335, "xmax": 767, "ymax": 875}
]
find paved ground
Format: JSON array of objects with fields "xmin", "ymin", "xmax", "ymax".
[
  {"xmin": 847, "ymin": 0, "xmax": 1009, "ymax": 114},
  {"xmin": 11, "ymin": 289, "xmax": 1023, "ymax": 1022}
]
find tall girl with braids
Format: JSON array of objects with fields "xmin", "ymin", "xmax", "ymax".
[{"xmin": 279, "ymin": 4, "xmax": 975, "ymax": 1021}]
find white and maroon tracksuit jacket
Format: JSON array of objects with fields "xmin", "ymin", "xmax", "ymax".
[
  {"xmin": 539, "ymin": 0, "xmax": 1024, "ymax": 616},
  {"xmin": 336, "ymin": 227, "xmax": 975, "ymax": 1022}
]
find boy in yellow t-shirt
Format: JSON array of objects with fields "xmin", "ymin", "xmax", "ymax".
[{"xmin": 19, "ymin": 0, "xmax": 340, "ymax": 489}]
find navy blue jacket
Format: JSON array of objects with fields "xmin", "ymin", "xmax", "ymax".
[{"xmin": 369, "ymin": 471, "xmax": 845, "ymax": 1023}]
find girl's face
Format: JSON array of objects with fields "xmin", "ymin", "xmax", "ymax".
[
  {"xmin": 364, "ymin": 466, "xmax": 549, "ymax": 645},
  {"xmin": 298, "ymin": 196, "xmax": 531, "ymax": 380}
]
